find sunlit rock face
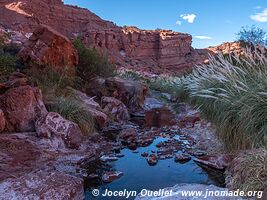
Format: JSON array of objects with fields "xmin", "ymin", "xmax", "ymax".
[{"xmin": 0, "ymin": 0, "xmax": 208, "ymax": 75}]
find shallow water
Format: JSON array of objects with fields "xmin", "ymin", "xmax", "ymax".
[{"xmin": 84, "ymin": 137, "xmax": 225, "ymax": 200}]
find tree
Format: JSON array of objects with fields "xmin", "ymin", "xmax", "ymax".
[{"xmin": 237, "ymin": 25, "xmax": 267, "ymax": 46}]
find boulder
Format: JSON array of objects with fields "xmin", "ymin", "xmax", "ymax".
[
  {"xmin": 35, "ymin": 112, "xmax": 84, "ymax": 149},
  {"xmin": 145, "ymin": 107, "xmax": 176, "ymax": 128},
  {"xmin": 65, "ymin": 88, "xmax": 108, "ymax": 128},
  {"xmin": 101, "ymin": 96, "xmax": 130, "ymax": 123},
  {"xmin": 118, "ymin": 128, "xmax": 138, "ymax": 142},
  {"xmin": 180, "ymin": 110, "xmax": 201, "ymax": 128},
  {"xmin": 0, "ymin": 85, "xmax": 48, "ymax": 132},
  {"xmin": 146, "ymin": 154, "xmax": 158, "ymax": 166},
  {"xmin": 19, "ymin": 24, "xmax": 78, "ymax": 71},
  {"xmin": 102, "ymin": 171, "xmax": 124, "ymax": 183},
  {"xmin": 0, "ymin": 109, "xmax": 6, "ymax": 132},
  {"xmin": 194, "ymin": 155, "xmax": 233, "ymax": 170},
  {"xmin": 174, "ymin": 153, "xmax": 191, "ymax": 163},
  {"xmin": 87, "ymin": 77, "xmax": 149, "ymax": 113}
]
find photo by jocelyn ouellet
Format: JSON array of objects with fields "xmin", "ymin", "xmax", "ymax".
[{"xmin": 0, "ymin": 0, "xmax": 266, "ymax": 199}]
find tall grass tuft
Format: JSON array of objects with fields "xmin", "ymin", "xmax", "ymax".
[
  {"xmin": 47, "ymin": 97, "xmax": 95, "ymax": 135},
  {"xmin": 25, "ymin": 65, "xmax": 96, "ymax": 135},
  {"xmin": 148, "ymin": 47, "xmax": 267, "ymax": 150},
  {"xmin": 183, "ymin": 48, "xmax": 267, "ymax": 150}
]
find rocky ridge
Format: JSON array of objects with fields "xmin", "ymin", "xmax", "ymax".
[{"xmin": 0, "ymin": 0, "xmax": 208, "ymax": 74}]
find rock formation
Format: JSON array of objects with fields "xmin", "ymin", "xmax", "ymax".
[
  {"xmin": 87, "ymin": 77, "xmax": 149, "ymax": 113},
  {"xmin": 36, "ymin": 112, "xmax": 84, "ymax": 149},
  {"xmin": 19, "ymin": 24, "xmax": 78, "ymax": 70},
  {"xmin": 0, "ymin": 73, "xmax": 48, "ymax": 132},
  {"xmin": 0, "ymin": 0, "xmax": 208, "ymax": 74},
  {"xmin": 207, "ymin": 42, "xmax": 246, "ymax": 55}
]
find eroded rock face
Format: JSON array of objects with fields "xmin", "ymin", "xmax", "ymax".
[
  {"xmin": 35, "ymin": 112, "xmax": 84, "ymax": 149},
  {"xmin": 208, "ymin": 42, "xmax": 245, "ymax": 55},
  {"xmin": 101, "ymin": 96, "xmax": 130, "ymax": 123},
  {"xmin": 0, "ymin": 0, "xmax": 208, "ymax": 75},
  {"xmin": 0, "ymin": 85, "xmax": 48, "ymax": 132},
  {"xmin": 19, "ymin": 24, "xmax": 78, "ymax": 70}
]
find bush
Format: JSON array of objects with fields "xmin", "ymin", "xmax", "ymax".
[
  {"xmin": 73, "ymin": 39, "xmax": 116, "ymax": 82},
  {"xmin": 237, "ymin": 25, "xmax": 267, "ymax": 46},
  {"xmin": 47, "ymin": 96, "xmax": 95, "ymax": 135},
  {"xmin": 0, "ymin": 52, "xmax": 17, "ymax": 82}
]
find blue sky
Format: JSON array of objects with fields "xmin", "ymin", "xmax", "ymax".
[{"xmin": 65, "ymin": 0, "xmax": 267, "ymax": 48}]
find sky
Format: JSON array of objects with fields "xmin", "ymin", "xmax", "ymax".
[{"xmin": 64, "ymin": 0, "xmax": 267, "ymax": 48}]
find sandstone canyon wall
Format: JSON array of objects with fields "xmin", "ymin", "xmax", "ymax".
[{"xmin": 0, "ymin": 0, "xmax": 208, "ymax": 74}]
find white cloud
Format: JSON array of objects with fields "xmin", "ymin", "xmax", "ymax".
[
  {"xmin": 180, "ymin": 14, "xmax": 196, "ymax": 23},
  {"xmin": 250, "ymin": 9, "xmax": 267, "ymax": 22},
  {"xmin": 255, "ymin": 6, "xmax": 262, "ymax": 9},
  {"xmin": 176, "ymin": 20, "xmax": 182, "ymax": 25},
  {"xmin": 194, "ymin": 35, "xmax": 213, "ymax": 40}
]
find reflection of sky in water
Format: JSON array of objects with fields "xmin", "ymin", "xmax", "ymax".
[{"xmin": 85, "ymin": 137, "xmax": 225, "ymax": 200}]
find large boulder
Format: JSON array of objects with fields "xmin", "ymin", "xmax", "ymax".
[
  {"xmin": 101, "ymin": 96, "xmax": 130, "ymax": 123},
  {"xmin": 87, "ymin": 77, "xmax": 149, "ymax": 113},
  {"xmin": 35, "ymin": 112, "xmax": 84, "ymax": 149},
  {"xmin": 145, "ymin": 107, "xmax": 176, "ymax": 128},
  {"xmin": 0, "ymin": 85, "xmax": 48, "ymax": 132},
  {"xmin": 19, "ymin": 24, "xmax": 78, "ymax": 70}
]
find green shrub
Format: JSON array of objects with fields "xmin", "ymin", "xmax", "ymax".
[
  {"xmin": 0, "ymin": 40, "xmax": 20, "ymax": 81},
  {"xmin": 0, "ymin": 53, "xmax": 17, "ymax": 82},
  {"xmin": 73, "ymin": 39, "xmax": 116, "ymax": 82},
  {"xmin": 47, "ymin": 96, "xmax": 95, "ymax": 135}
]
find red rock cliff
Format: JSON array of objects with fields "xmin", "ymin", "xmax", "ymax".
[{"xmin": 0, "ymin": 0, "xmax": 207, "ymax": 74}]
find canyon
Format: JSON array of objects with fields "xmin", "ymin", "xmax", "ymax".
[
  {"xmin": 1, "ymin": 1, "xmax": 266, "ymax": 200},
  {"xmin": 0, "ymin": 0, "xmax": 209, "ymax": 75}
]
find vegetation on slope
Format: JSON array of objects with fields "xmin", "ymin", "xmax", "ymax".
[
  {"xmin": 73, "ymin": 39, "xmax": 116, "ymax": 86},
  {"xmin": 0, "ymin": 38, "xmax": 20, "ymax": 82}
]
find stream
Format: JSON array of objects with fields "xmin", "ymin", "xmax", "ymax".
[{"xmin": 83, "ymin": 92, "xmax": 226, "ymax": 200}]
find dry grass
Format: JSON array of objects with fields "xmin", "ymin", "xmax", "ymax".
[
  {"xmin": 227, "ymin": 148, "xmax": 267, "ymax": 193},
  {"xmin": 47, "ymin": 96, "xmax": 95, "ymax": 135}
]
